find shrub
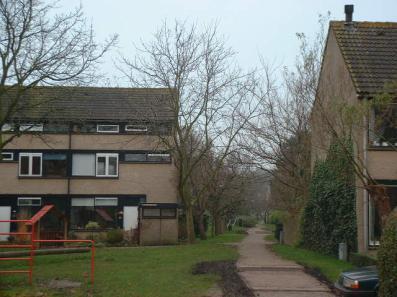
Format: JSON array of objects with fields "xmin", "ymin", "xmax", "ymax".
[
  {"xmin": 85, "ymin": 221, "xmax": 100, "ymax": 230},
  {"xmin": 349, "ymin": 253, "xmax": 377, "ymax": 267},
  {"xmin": 106, "ymin": 229, "xmax": 124, "ymax": 244},
  {"xmin": 232, "ymin": 226, "xmax": 248, "ymax": 234},
  {"xmin": 300, "ymin": 138, "xmax": 357, "ymax": 256},
  {"xmin": 268, "ymin": 210, "xmax": 286, "ymax": 225},
  {"xmin": 238, "ymin": 216, "xmax": 257, "ymax": 228},
  {"xmin": 378, "ymin": 213, "xmax": 397, "ymax": 297}
]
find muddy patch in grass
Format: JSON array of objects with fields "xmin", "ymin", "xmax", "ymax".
[{"xmin": 192, "ymin": 260, "xmax": 254, "ymax": 297}]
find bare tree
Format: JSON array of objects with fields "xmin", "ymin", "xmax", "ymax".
[
  {"xmin": 121, "ymin": 21, "xmax": 257, "ymax": 243},
  {"xmin": 0, "ymin": 0, "xmax": 117, "ymax": 151},
  {"xmin": 240, "ymin": 15, "xmax": 328, "ymax": 212}
]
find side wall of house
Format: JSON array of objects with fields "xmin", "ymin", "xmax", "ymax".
[{"xmin": 311, "ymin": 29, "xmax": 368, "ymax": 253}]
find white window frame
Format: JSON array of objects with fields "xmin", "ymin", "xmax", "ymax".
[
  {"xmin": 19, "ymin": 153, "xmax": 42, "ymax": 176},
  {"xmin": 1, "ymin": 152, "xmax": 14, "ymax": 161},
  {"xmin": 19, "ymin": 123, "xmax": 44, "ymax": 132},
  {"xmin": 17, "ymin": 197, "xmax": 42, "ymax": 207},
  {"xmin": 96, "ymin": 153, "xmax": 119, "ymax": 177},
  {"xmin": 1, "ymin": 123, "xmax": 14, "ymax": 132},
  {"xmin": 96, "ymin": 124, "xmax": 119, "ymax": 133},
  {"xmin": 125, "ymin": 125, "xmax": 148, "ymax": 132}
]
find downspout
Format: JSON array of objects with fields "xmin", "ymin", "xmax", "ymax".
[
  {"xmin": 65, "ymin": 124, "xmax": 72, "ymax": 240},
  {"xmin": 362, "ymin": 100, "xmax": 369, "ymax": 252}
]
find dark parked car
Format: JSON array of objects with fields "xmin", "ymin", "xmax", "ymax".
[{"xmin": 334, "ymin": 266, "xmax": 379, "ymax": 297}]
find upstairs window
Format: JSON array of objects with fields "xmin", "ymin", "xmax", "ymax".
[
  {"xmin": 124, "ymin": 152, "xmax": 171, "ymax": 163},
  {"xmin": 147, "ymin": 153, "xmax": 171, "ymax": 163},
  {"xmin": 1, "ymin": 123, "xmax": 14, "ymax": 132},
  {"xmin": 96, "ymin": 153, "xmax": 118, "ymax": 177},
  {"xmin": 72, "ymin": 153, "xmax": 96, "ymax": 176},
  {"xmin": 43, "ymin": 153, "xmax": 67, "ymax": 177},
  {"xmin": 19, "ymin": 123, "xmax": 44, "ymax": 132},
  {"xmin": 19, "ymin": 153, "xmax": 42, "ymax": 176},
  {"xmin": 1, "ymin": 152, "xmax": 14, "ymax": 161},
  {"xmin": 125, "ymin": 125, "xmax": 148, "ymax": 132},
  {"xmin": 370, "ymin": 104, "xmax": 397, "ymax": 146},
  {"xmin": 97, "ymin": 124, "xmax": 119, "ymax": 133}
]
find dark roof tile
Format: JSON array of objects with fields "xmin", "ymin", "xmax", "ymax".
[{"xmin": 331, "ymin": 21, "xmax": 397, "ymax": 96}]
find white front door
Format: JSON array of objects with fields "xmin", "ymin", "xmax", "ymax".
[
  {"xmin": 0, "ymin": 206, "xmax": 11, "ymax": 241},
  {"xmin": 123, "ymin": 206, "xmax": 138, "ymax": 231}
]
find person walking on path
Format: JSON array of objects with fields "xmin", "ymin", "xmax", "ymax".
[{"xmin": 237, "ymin": 226, "xmax": 335, "ymax": 297}]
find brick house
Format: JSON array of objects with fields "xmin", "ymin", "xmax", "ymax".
[
  {"xmin": 311, "ymin": 8, "xmax": 397, "ymax": 253},
  {"xmin": 0, "ymin": 87, "xmax": 178, "ymax": 245}
]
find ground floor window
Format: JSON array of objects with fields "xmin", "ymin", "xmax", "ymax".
[
  {"xmin": 70, "ymin": 197, "xmax": 119, "ymax": 230},
  {"xmin": 368, "ymin": 185, "xmax": 397, "ymax": 246}
]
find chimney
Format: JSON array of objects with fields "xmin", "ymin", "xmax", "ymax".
[{"xmin": 344, "ymin": 4, "xmax": 354, "ymax": 22}]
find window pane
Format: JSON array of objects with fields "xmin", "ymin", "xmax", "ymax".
[
  {"xmin": 125, "ymin": 153, "xmax": 147, "ymax": 162},
  {"xmin": 20, "ymin": 156, "xmax": 30, "ymax": 175},
  {"xmin": 95, "ymin": 198, "xmax": 118, "ymax": 206},
  {"xmin": 1, "ymin": 152, "xmax": 13, "ymax": 161},
  {"xmin": 71, "ymin": 198, "xmax": 95, "ymax": 207},
  {"xmin": 108, "ymin": 157, "xmax": 117, "ymax": 175},
  {"xmin": 161, "ymin": 208, "xmax": 176, "ymax": 217},
  {"xmin": 125, "ymin": 125, "xmax": 147, "ymax": 132},
  {"xmin": 147, "ymin": 154, "xmax": 171, "ymax": 163},
  {"xmin": 97, "ymin": 125, "xmax": 119, "ymax": 132},
  {"xmin": 72, "ymin": 154, "xmax": 95, "ymax": 176},
  {"xmin": 43, "ymin": 153, "xmax": 67, "ymax": 177},
  {"xmin": 95, "ymin": 207, "xmax": 118, "ymax": 229},
  {"xmin": 20, "ymin": 124, "xmax": 43, "ymax": 132},
  {"xmin": 32, "ymin": 156, "xmax": 42, "ymax": 175},
  {"xmin": 143, "ymin": 208, "xmax": 160, "ymax": 217},
  {"xmin": 18, "ymin": 198, "xmax": 42, "ymax": 206},
  {"xmin": 71, "ymin": 206, "xmax": 95, "ymax": 229},
  {"xmin": 97, "ymin": 156, "xmax": 106, "ymax": 175}
]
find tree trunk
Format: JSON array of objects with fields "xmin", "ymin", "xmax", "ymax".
[
  {"xmin": 198, "ymin": 212, "xmax": 207, "ymax": 240},
  {"xmin": 185, "ymin": 203, "xmax": 195, "ymax": 243},
  {"xmin": 214, "ymin": 216, "xmax": 224, "ymax": 235}
]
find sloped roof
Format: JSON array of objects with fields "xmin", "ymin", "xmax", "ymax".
[
  {"xmin": 1, "ymin": 86, "xmax": 175, "ymax": 122},
  {"xmin": 331, "ymin": 21, "xmax": 397, "ymax": 97}
]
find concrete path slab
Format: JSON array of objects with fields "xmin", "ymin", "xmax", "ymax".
[{"xmin": 237, "ymin": 227, "xmax": 335, "ymax": 297}]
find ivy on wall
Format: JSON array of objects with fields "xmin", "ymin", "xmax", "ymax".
[
  {"xmin": 300, "ymin": 138, "xmax": 357, "ymax": 255},
  {"xmin": 378, "ymin": 213, "xmax": 397, "ymax": 297}
]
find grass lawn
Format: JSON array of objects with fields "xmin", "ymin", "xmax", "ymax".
[
  {"xmin": 0, "ymin": 232, "xmax": 244, "ymax": 297},
  {"xmin": 272, "ymin": 244, "xmax": 355, "ymax": 282}
]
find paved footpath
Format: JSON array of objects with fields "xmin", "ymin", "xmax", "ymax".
[{"xmin": 237, "ymin": 227, "xmax": 335, "ymax": 297}]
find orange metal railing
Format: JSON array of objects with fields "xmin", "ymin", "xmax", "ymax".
[
  {"xmin": 0, "ymin": 219, "xmax": 35, "ymax": 284},
  {"xmin": 0, "ymin": 214, "xmax": 95, "ymax": 285}
]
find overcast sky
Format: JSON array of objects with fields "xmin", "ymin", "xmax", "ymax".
[{"xmin": 58, "ymin": 0, "xmax": 397, "ymax": 85}]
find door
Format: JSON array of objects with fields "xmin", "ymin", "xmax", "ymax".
[
  {"xmin": 123, "ymin": 206, "xmax": 138, "ymax": 231},
  {"xmin": 0, "ymin": 206, "xmax": 11, "ymax": 241}
]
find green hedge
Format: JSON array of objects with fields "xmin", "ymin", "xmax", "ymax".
[
  {"xmin": 301, "ymin": 138, "xmax": 357, "ymax": 256},
  {"xmin": 349, "ymin": 253, "xmax": 377, "ymax": 267},
  {"xmin": 378, "ymin": 214, "xmax": 397, "ymax": 297}
]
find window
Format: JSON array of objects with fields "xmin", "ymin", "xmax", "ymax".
[
  {"xmin": 1, "ymin": 123, "xmax": 14, "ymax": 132},
  {"xmin": 19, "ymin": 123, "xmax": 44, "ymax": 132},
  {"xmin": 1, "ymin": 152, "xmax": 14, "ymax": 161},
  {"xmin": 124, "ymin": 153, "xmax": 147, "ymax": 162},
  {"xmin": 97, "ymin": 124, "xmax": 119, "ymax": 133},
  {"xmin": 143, "ymin": 208, "xmax": 161, "ymax": 217},
  {"xmin": 43, "ymin": 153, "xmax": 67, "ymax": 177},
  {"xmin": 370, "ymin": 104, "xmax": 397, "ymax": 146},
  {"xmin": 125, "ymin": 125, "xmax": 148, "ymax": 132},
  {"xmin": 142, "ymin": 207, "xmax": 177, "ymax": 219},
  {"xmin": 43, "ymin": 123, "xmax": 69, "ymax": 133},
  {"xmin": 72, "ymin": 153, "xmax": 96, "ymax": 176},
  {"xmin": 147, "ymin": 153, "xmax": 171, "ymax": 163},
  {"xmin": 18, "ymin": 197, "xmax": 42, "ymax": 207},
  {"xmin": 19, "ymin": 153, "xmax": 42, "ymax": 176},
  {"xmin": 161, "ymin": 208, "xmax": 177, "ymax": 218},
  {"xmin": 368, "ymin": 186, "xmax": 397, "ymax": 246},
  {"xmin": 70, "ymin": 197, "xmax": 118, "ymax": 230},
  {"xmin": 96, "ymin": 153, "xmax": 118, "ymax": 177},
  {"xmin": 123, "ymin": 152, "xmax": 171, "ymax": 163}
]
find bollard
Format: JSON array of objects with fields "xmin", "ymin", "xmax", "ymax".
[
  {"xmin": 338, "ymin": 242, "xmax": 348, "ymax": 261},
  {"xmin": 279, "ymin": 231, "xmax": 284, "ymax": 244}
]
